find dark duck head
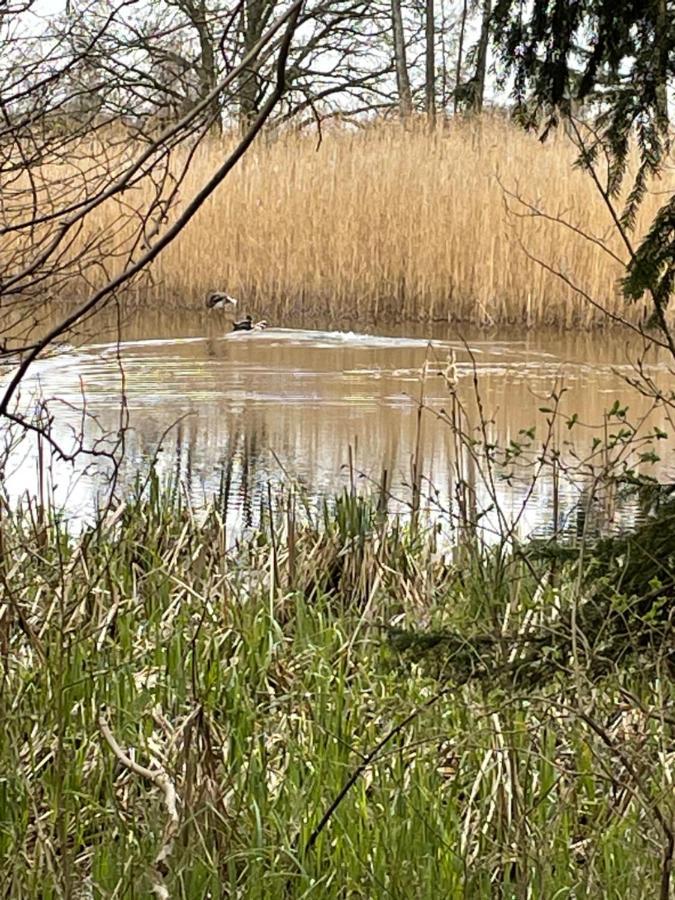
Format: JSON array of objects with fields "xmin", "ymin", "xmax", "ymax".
[{"xmin": 205, "ymin": 291, "xmax": 238, "ymax": 310}]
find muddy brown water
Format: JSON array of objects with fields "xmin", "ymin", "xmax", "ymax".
[{"xmin": 2, "ymin": 312, "xmax": 674, "ymax": 538}]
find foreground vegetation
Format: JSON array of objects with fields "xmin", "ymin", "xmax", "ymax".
[{"xmin": 0, "ymin": 475, "xmax": 672, "ymax": 898}]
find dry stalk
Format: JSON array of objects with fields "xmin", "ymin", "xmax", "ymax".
[{"xmin": 99, "ymin": 708, "xmax": 180, "ymax": 900}]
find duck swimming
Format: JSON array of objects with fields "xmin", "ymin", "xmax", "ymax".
[{"xmin": 232, "ymin": 315, "xmax": 268, "ymax": 332}]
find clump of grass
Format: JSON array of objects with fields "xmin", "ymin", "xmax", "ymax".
[{"xmin": 0, "ymin": 477, "xmax": 672, "ymax": 897}]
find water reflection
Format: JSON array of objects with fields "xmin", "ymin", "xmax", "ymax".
[{"xmin": 2, "ymin": 313, "xmax": 674, "ymax": 537}]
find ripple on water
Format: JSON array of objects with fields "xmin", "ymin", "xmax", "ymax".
[{"xmin": 2, "ymin": 325, "xmax": 674, "ymax": 535}]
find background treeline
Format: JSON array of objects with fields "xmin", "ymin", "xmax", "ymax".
[{"xmin": 12, "ymin": 0, "xmax": 499, "ymax": 134}]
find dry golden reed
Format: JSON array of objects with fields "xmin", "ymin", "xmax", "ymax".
[{"xmin": 39, "ymin": 117, "xmax": 675, "ymax": 327}]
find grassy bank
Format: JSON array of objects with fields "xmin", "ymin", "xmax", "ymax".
[
  {"xmin": 0, "ymin": 477, "xmax": 672, "ymax": 897},
  {"xmin": 12, "ymin": 118, "xmax": 672, "ymax": 330}
]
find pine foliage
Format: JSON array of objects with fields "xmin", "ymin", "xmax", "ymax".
[{"xmin": 492, "ymin": 0, "xmax": 674, "ymax": 312}]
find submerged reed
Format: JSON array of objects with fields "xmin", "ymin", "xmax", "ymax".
[{"xmin": 0, "ymin": 476, "xmax": 671, "ymax": 897}]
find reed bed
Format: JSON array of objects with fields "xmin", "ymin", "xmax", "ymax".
[
  {"xmin": 0, "ymin": 475, "xmax": 671, "ymax": 897},
  {"xmin": 9, "ymin": 117, "xmax": 674, "ymax": 329},
  {"xmin": 166, "ymin": 119, "xmax": 665, "ymax": 327}
]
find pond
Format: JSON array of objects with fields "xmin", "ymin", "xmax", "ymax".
[{"xmin": 2, "ymin": 312, "xmax": 674, "ymax": 538}]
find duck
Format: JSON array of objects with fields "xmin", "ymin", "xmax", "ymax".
[
  {"xmin": 232, "ymin": 315, "xmax": 268, "ymax": 332},
  {"xmin": 205, "ymin": 291, "xmax": 238, "ymax": 310}
]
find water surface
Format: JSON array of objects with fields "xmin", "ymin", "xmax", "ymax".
[{"xmin": 3, "ymin": 312, "xmax": 674, "ymax": 537}]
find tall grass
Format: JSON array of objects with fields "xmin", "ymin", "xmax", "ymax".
[
  {"xmin": 112, "ymin": 119, "xmax": 674, "ymax": 326},
  {"xmin": 13, "ymin": 117, "xmax": 673, "ymax": 329},
  {"xmin": 0, "ymin": 475, "xmax": 671, "ymax": 897}
]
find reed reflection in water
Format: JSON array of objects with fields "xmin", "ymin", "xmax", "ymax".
[{"xmin": 2, "ymin": 317, "xmax": 674, "ymax": 538}]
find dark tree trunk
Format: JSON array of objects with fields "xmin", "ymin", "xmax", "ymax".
[
  {"xmin": 195, "ymin": 0, "xmax": 221, "ymax": 133},
  {"xmin": 654, "ymin": 0, "xmax": 669, "ymax": 129},
  {"xmin": 453, "ymin": 0, "xmax": 468, "ymax": 115},
  {"xmin": 177, "ymin": 0, "xmax": 221, "ymax": 132},
  {"xmin": 425, "ymin": 0, "xmax": 436, "ymax": 125},
  {"xmin": 391, "ymin": 0, "xmax": 413, "ymax": 119},
  {"xmin": 472, "ymin": 0, "xmax": 491, "ymax": 114},
  {"xmin": 239, "ymin": 0, "xmax": 276, "ymax": 129}
]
